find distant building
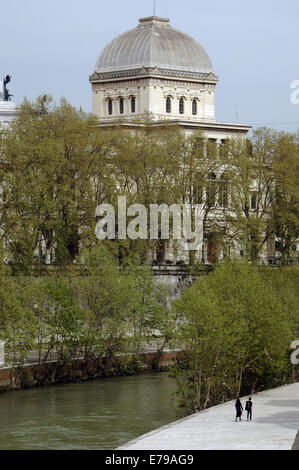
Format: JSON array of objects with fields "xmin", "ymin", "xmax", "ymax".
[
  {"xmin": 90, "ymin": 16, "xmax": 251, "ymax": 141},
  {"xmin": 90, "ymin": 16, "xmax": 255, "ymax": 264}
]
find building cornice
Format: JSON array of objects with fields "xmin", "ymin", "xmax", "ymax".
[
  {"xmin": 173, "ymin": 120, "xmax": 252, "ymax": 133},
  {"xmin": 90, "ymin": 67, "xmax": 219, "ymax": 85},
  {"xmin": 94, "ymin": 117, "xmax": 252, "ymax": 134}
]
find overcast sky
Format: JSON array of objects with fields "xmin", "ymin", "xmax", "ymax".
[{"xmin": 1, "ymin": 0, "xmax": 299, "ymax": 131}]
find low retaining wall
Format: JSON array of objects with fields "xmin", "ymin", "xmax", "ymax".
[{"xmin": 0, "ymin": 349, "xmax": 181, "ymax": 393}]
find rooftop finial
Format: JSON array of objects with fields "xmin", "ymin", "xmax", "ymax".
[{"xmin": 139, "ymin": 16, "xmax": 169, "ymax": 24}]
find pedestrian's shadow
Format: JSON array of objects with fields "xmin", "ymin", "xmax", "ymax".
[
  {"xmin": 264, "ymin": 400, "xmax": 299, "ymax": 408},
  {"xmin": 255, "ymin": 410, "xmax": 299, "ymax": 432}
]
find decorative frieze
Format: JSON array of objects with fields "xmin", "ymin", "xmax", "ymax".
[
  {"xmin": 90, "ymin": 66, "xmax": 219, "ymax": 84},
  {"xmin": 163, "ymin": 90, "xmax": 175, "ymax": 98},
  {"xmin": 103, "ymin": 89, "xmax": 139, "ymax": 100}
]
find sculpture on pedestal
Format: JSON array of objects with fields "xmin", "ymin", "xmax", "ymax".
[{"xmin": 3, "ymin": 75, "xmax": 13, "ymax": 101}]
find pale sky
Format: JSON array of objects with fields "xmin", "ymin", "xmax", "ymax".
[{"xmin": 1, "ymin": 0, "xmax": 299, "ymax": 131}]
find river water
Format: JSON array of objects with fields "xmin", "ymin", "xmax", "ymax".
[{"xmin": 0, "ymin": 373, "xmax": 178, "ymax": 450}]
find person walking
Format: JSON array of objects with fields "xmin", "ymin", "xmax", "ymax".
[
  {"xmin": 235, "ymin": 398, "xmax": 243, "ymax": 422},
  {"xmin": 245, "ymin": 397, "xmax": 253, "ymax": 421}
]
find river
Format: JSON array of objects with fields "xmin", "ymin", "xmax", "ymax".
[{"xmin": 0, "ymin": 372, "xmax": 178, "ymax": 450}]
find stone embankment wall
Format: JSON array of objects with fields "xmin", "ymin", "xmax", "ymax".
[
  {"xmin": 152, "ymin": 264, "xmax": 212, "ymax": 305},
  {"xmin": 0, "ymin": 350, "xmax": 180, "ymax": 393}
]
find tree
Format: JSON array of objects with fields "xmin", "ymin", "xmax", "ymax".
[
  {"xmin": 70, "ymin": 244, "xmax": 173, "ymax": 364},
  {"xmin": 220, "ymin": 128, "xmax": 299, "ymax": 264},
  {"xmin": 170, "ymin": 262, "xmax": 294, "ymax": 415},
  {"xmin": 0, "ymin": 275, "xmax": 36, "ymax": 372},
  {"xmin": 69, "ymin": 245, "xmax": 132, "ymax": 361},
  {"xmin": 221, "ymin": 129, "xmax": 277, "ymax": 262},
  {"xmin": 261, "ymin": 265, "xmax": 299, "ymax": 382},
  {"xmin": 121, "ymin": 257, "xmax": 174, "ymax": 360},
  {"xmin": 271, "ymin": 132, "xmax": 299, "ymax": 260},
  {"xmin": 0, "ymin": 95, "xmax": 115, "ymax": 269}
]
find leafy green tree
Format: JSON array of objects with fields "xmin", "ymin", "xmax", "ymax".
[
  {"xmin": 122, "ymin": 258, "xmax": 174, "ymax": 359},
  {"xmin": 271, "ymin": 132, "xmax": 299, "ymax": 260},
  {"xmin": 222, "ymin": 130, "xmax": 276, "ymax": 262},
  {"xmin": 71, "ymin": 245, "xmax": 135, "ymax": 360},
  {"xmin": 220, "ymin": 128, "xmax": 299, "ymax": 264},
  {"xmin": 0, "ymin": 275, "xmax": 36, "ymax": 372},
  {"xmin": 261, "ymin": 266, "xmax": 299, "ymax": 382},
  {"xmin": 170, "ymin": 262, "xmax": 294, "ymax": 415},
  {"xmin": 0, "ymin": 95, "xmax": 115, "ymax": 270}
]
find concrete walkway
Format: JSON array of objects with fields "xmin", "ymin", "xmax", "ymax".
[{"xmin": 119, "ymin": 383, "xmax": 299, "ymax": 450}]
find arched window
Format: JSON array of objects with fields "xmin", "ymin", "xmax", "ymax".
[
  {"xmin": 108, "ymin": 99, "xmax": 113, "ymax": 115},
  {"xmin": 192, "ymin": 99, "xmax": 198, "ymax": 115},
  {"xmin": 131, "ymin": 96, "xmax": 136, "ymax": 113},
  {"xmin": 251, "ymin": 193, "xmax": 257, "ymax": 210},
  {"xmin": 166, "ymin": 96, "xmax": 171, "ymax": 113},
  {"xmin": 119, "ymin": 97, "xmax": 124, "ymax": 114},
  {"xmin": 179, "ymin": 98, "xmax": 184, "ymax": 114}
]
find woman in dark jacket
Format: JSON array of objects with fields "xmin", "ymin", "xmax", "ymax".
[{"xmin": 235, "ymin": 398, "xmax": 243, "ymax": 422}]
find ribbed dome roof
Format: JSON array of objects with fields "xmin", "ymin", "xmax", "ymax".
[{"xmin": 95, "ymin": 16, "xmax": 213, "ymax": 74}]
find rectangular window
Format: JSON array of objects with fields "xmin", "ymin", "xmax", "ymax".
[
  {"xmin": 206, "ymin": 139, "xmax": 217, "ymax": 158},
  {"xmin": 166, "ymin": 97, "xmax": 171, "ymax": 113},
  {"xmin": 251, "ymin": 193, "xmax": 257, "ymax": 210},
  {"xmin": 219, "ymin": 139, "xmax": 228, "ymax": 159},
  {"xmin": 192, "ymin": 100, "xmax": 197, "ymax": 115},
  {"xmin": 206, "ymin": 173, "xmax": 217, "ymax": 207},
  {"xmin": 179, "ymin": 98, "xmax": 184, "ymax": 114},
  {"xmin": 131, "ymin": 97, "xmax": 136, "ymax": 113},
  {"xmin": 219, "ymin": 178, "xmax": 229, "ymax": 208},
  {"xmin": 119, "ymin": 98, "xmax": 124, "ymax": 114},
  {"xmin": 193, "ymin": 137, "xmax": 205, "ymax": 158}
]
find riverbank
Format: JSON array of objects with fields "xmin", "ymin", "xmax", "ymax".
[
  {"xmin": 0, "ymin": 349, "xmax": 181, "ymax": 393},
  {"xmin": 119, "ymin": 382, "xmax": 299, "ymax": 450}
]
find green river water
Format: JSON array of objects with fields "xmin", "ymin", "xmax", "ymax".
[{"xmin": 0, "ymin": 372, "xmax": 178, "ymax": 450}]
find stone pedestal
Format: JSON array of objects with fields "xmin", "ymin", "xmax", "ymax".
[
  {"xmin": 0, "ymin": 100, "xmax": 17, "ymax": 127},
  {"xmin": 0, "ymin": 341, "xmax": 5, "ymax": 366}
]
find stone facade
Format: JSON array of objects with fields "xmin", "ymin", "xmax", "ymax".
[
  {"xmin": 0, "ymin": 100, "xmax": 17, "ymax": 128},
  {"xmin": 91, "ymin": 76, "xmax": 217, "ymax": 123}
]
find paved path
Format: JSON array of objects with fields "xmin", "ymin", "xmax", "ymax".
[{"xmin": 119, "ymin": 383, "xmax": 299, "ymax": 450}]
